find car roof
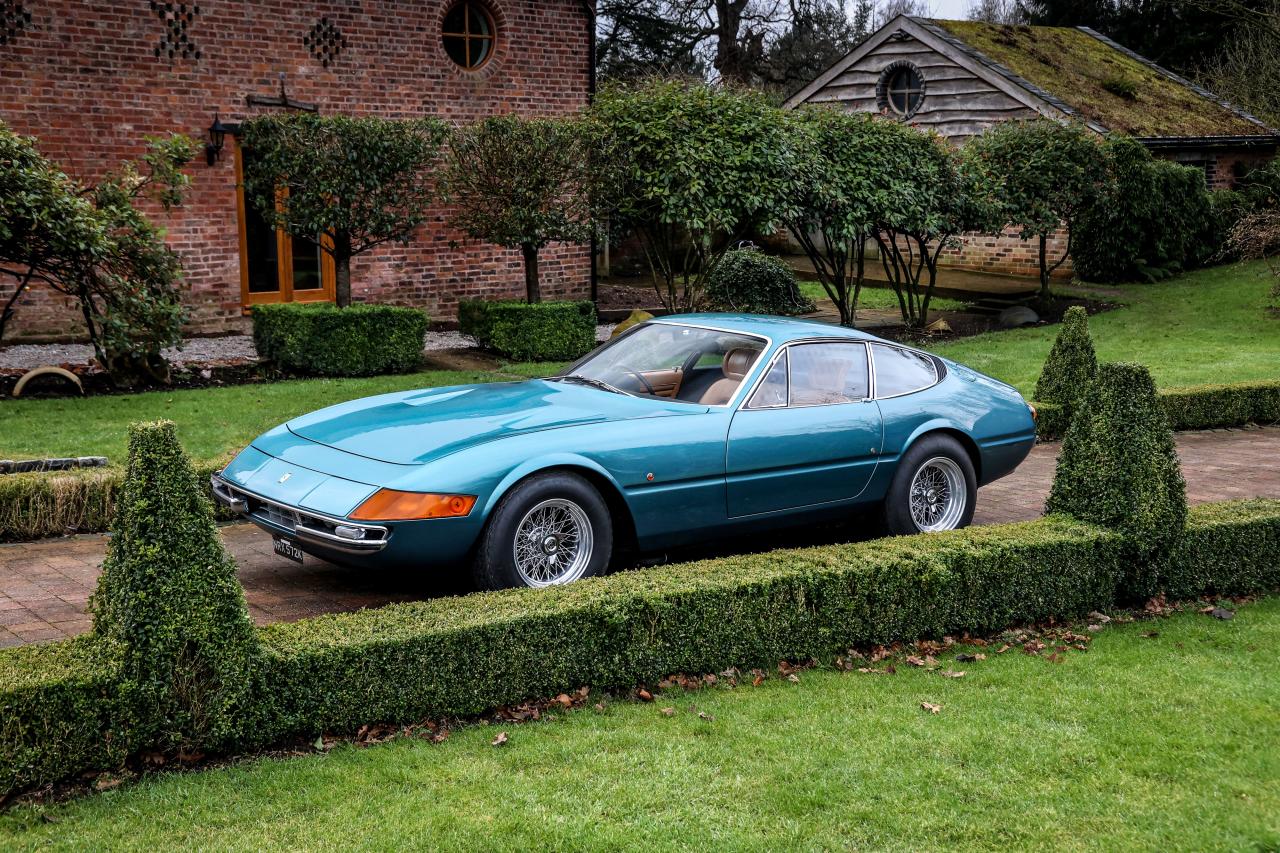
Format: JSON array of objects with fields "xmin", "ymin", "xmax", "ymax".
[{"xmin": 654, "ymin": 313, "xmax": 882, "ymax": 345}]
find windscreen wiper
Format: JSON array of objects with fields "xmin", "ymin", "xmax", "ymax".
[{"xmin": 545, "ymin": 375, "xmax": 632, "ymax": 396}]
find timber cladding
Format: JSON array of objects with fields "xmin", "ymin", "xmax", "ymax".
[{"xmin": 0, "ymin": 0, "xmax": 593, "ymax": 342}]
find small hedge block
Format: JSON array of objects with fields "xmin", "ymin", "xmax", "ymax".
[
  {"xmin": 253, "ymin": 303, "xmax": 428, "ymax": 377},
  {"xmin": 1047, "ymin": 362, "xmax": 1187, "ymax": 563},
  {"xmin": 458, "ymin": 300, "xmax": 596, "ymax": 361}
]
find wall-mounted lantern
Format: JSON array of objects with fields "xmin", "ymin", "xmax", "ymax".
[{"xmin": 205, "ymin": 112, "xmax": 227, "ymax": 166}]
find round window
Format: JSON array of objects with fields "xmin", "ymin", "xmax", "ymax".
[
  {"xmin": 442, "ymin": 1, "xmax": 496, "ymax": 70},
  {"xmin": 878, "ymin": 62, "xmax": 925, "ymax": 118}
]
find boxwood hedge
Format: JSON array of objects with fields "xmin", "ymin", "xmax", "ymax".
[
  {"xmin": 3, "ymin": 499, "xmax": 1278, "ymax": 795},
  {"xmin": 1034, "ymin": 377, "xmax": 1280, "ymax": 440},
  {"xmin": 458, "ymin": 299, "xmax": 597, "ymax": 361},
  {"xmin": 252, "ymin": 302, "xmax": 428, "ymax": 377}
]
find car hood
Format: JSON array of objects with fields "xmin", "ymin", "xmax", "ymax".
[{"xmin": 284, "ymin": 379, "xmax": 706, "ymax": 466}]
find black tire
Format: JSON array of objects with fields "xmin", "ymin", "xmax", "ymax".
[
  {"xmin": 473, "ymin": 471, "xmax": 613, "ymax": 591},
  {"xmin": 882, "ymin": 434, "xmax": 977, "ymax": 536}
]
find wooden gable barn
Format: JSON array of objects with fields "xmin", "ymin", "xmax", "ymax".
[{"xmin": 784, "ymin": 15, "xmax": 1280, "ymax": 278}]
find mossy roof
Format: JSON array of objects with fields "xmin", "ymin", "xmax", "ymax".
[{"xmin": 924, "ymin": 19, "xmax": 1274, "ymax": 138}]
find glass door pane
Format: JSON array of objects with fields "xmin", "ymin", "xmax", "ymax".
[
  {"xmin": 243, "ymin": 195, "xmax": 282, "ymax": 294},
  {"xmin": 291, "ymin": 235, "xmax": 324, "ymax": 291}
]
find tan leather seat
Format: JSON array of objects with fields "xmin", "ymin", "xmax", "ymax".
[{"xmin": 699, "ymin": 347, "xmax": 757, "ymax": 405}]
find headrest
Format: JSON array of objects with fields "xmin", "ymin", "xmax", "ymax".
[{"xmin": 722, "ymin": 348, "xmax": 757, "ymax": 381}]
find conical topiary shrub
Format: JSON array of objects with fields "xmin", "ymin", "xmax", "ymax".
[
  {"xmin": 1046, "ymin": 362, "xmax": 1187, "ymax": 567},
  {"xmin": 1034, "ymin": 305, "xmax": 1097, "ymax": 410},
  {"xmin": 90, "ymin": 421, "xmax": 258, "ymax": 751}
]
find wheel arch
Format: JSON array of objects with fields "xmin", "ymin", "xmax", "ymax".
[
  {"xmin": 903, "ymin": 424, "xmax": 982, "ymax": 484},
  {"xmin": 484, "ymin": 456, "xmax": 640, "ymax": 555}
]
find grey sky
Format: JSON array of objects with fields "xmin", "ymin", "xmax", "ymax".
[{"xmin": 917, "ymin": 0, "xmax": 972, "ymax": 20}]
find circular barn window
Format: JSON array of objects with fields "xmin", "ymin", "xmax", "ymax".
[
  {"xmin": 442, "ymin": 1, "xmax": 496, "ymax": 70},
  {"xmin": 877, "ymin": 61, "xmax": 926, "ymax": 118}
]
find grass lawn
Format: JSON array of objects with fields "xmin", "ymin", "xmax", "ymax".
[
  {"xmin": 798, "ymin": 279, "xmax": 972, "ymax": 313},
  {"xmin": 3, "ymin": 598, "xmax": 1277, "ymax": 851},
  {"xmin": 927, "ymin": 260, "xmax": 1280, "ymax": 396},
  {"xmin": 0, "ymin": 364, "xmax": 561, "ymax": 464}
]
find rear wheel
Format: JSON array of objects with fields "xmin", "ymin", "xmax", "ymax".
[
  {"xmin": 473, "ymin": 472, "xmax": 613, "ymax": 590},
  {"xmin": 883, "ymin": 434, "xmax": 976, "ymax": 536}
]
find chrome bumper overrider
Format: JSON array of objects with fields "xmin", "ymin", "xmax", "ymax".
[{"xmin": 210, "ymin": 474, "xmax": 390, "ymax": 554}]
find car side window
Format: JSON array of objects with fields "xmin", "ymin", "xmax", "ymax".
[
  {"xmin": 788, "ymin": 343, "xmax": 869, "ymax": 406},
  {"xmin": 747, "ymin": 350, "xmax": 788, "ymax": 408},
  {"xmin": 871, "ymin": 344, "xmax": 937, "ymax": 397}
]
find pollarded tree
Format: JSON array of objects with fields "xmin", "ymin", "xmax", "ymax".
[
  {"xmin": 962, "ymin": 119, "xmax": 1105, "ymax": 302},
  {"xmin": 782, "ymin": 107, "xmax": 879, "ymax": 327},
  {"xmin": 0, "ymin": 122, "xmax": 198, "ymax": 384},
  {"xmin": 868, "ymin": 120, "xmax": 996, "ymax": 329},
  {"xmin": 240, "ymin": 114, "xmax": 449, "ymax": 308},
  {"xmin": 446, "ymin": 115, "xmax": 599, "ymax": 303},
  {"xmin": 591, "ymin": 79, "xmax": 796, "ymax": 312}
]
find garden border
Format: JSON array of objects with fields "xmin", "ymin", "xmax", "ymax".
[{"xmin": 2, "ymin": 498, "xmax": 1278, "ymax": 796}]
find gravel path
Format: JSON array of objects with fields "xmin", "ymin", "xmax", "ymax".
[{"xmin": 0, "ymin": 325, "xmax": 618, "ymax": 371}]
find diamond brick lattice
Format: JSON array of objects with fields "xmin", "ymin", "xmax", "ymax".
[
  {"xmin": 303, "ymin": 16, "xmax": 346, "ymax": 68},
  {"xmin": 0, "ymin": 1, "xmax": 32, "ymax": 46},
  {"xmin": 151, "ymin": 0, "xmax": 200, "ymax": 61}
]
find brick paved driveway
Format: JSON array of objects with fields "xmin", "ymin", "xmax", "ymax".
[{"xmin": 3, "ymin": 427, "xmax": 1278, "ymax": 647}]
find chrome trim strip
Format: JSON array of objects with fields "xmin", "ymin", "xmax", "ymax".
[{"xmin": 211, "ymin": 473, "xmax": 390, "ymax": 553}]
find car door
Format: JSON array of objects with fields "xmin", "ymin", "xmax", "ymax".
[{"xmin": 726, "ymin": 341, "xmax": 884, "ymax": 518}]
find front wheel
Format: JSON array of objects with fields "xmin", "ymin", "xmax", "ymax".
[
  {"xmin": 473, "ymin": 472, "xmax": 613, "ymax": 590},
  {"xmin": 883, "ymin": 435, "xmax": 977, "ymax": 536}
]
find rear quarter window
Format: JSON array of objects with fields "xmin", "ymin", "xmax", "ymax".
[{"xmin": 871, "ymin": 344, "xmax": 938, "ymax": 397}]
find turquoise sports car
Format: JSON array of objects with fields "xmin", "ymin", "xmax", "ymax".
[{"xmin": 213, "ymin": 315, "xmax": 1037, "ymax": 590}]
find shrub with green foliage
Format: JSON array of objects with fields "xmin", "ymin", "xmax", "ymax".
[
  {"xmin": 1074, "ymin": 137, "xmax": 1215, "ymax": 282},
  {"xmin": 252, "ymin": 303, "xmax": 428, "ymax": 377},
  {"xmin": 1033, "ymin": 306, "xmax": 1097, "ymax": 412},
  {"xmin": 1046, "ymin": 363, "xmax": 1187, "ymax": 567},
  {"xmin": 1033, "ymin": 377, "xmax": 1280, "ymax": 440},
  {"xmin": 3, "ymin": 496, "xmax": 1279, "ymax": 795},
  {"xmin": 88, "ymin": 421, "xmax": 259, "ymax": 751},
  {"xmin": 458, "ymin": 299, "xmax": 597, "ymax": 361},
  {"xmin": 705, "ymin": 248, "xmax": 815, "ymax": 316}
]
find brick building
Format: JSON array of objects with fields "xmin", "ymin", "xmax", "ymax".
[
  {"xmin": 0, "ymin": 0, "xmax": 595, "ymax": 342},
  {"xmin": 785, "ymin": 15, "xmax": 1280, "ymax": 278}
]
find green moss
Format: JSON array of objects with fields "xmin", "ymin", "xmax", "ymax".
[{"xmin": 933, "ymin": 21, "xmax": 1267, "ymax": 137}]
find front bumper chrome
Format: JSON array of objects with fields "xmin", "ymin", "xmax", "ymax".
[{"xmin": 210, "ymin": 474, "xmax": 391, "ymax": 555}]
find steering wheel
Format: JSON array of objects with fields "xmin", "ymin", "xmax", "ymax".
[{"xmin": 621, "ymin": 367, "xmax": 655, "ymax": 394}]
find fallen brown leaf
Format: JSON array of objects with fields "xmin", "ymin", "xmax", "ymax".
[
  {"xmin": 921, "ymin": 702, "xmax": 941, "ymax": 714},
  {"xmin": 660, "ymin": 707, "xmax": 675, "ymax": 717},
  {"xmin": 940, "ymin": 670, "xmax": 966, "ymax": 678},
  {"xmin": 491, "ymin": 731, "xmax": 508, "ymax": 747},
  {"xmin": 698, "ymin": 711, "xmax": 715, "ymax": 721},
  {"xmin": 637, "ymin": 689, "xmax": 653, "ymax": 702}
]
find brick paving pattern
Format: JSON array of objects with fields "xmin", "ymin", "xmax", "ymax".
[{"xmin": 3, "ymin": 427, "xmax": 1278, "ymax": 648}]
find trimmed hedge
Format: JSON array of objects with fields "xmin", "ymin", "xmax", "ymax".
[
  {"xmin": 1047, "ymin": 363, "xmax": 1186, "ymax": 557},
  {"xmin": 3, "ymin": 499, "xmax": 1279, "ymax": 794},
  {"xmin": 1034, "ymin": 378, "xmax": 1280, "ymax": 440},
  {"xmin": 458, "ymin": 299, "xmax": 597, "ymax": 361},
  {"xmin": 0, "ymin": 459, "xmax": 234, "ymax": 542},
  {"xmin": 705, "ymin": 248, "xmax": 816, "ymax": 316},
  {"xmin": 252, "ymin": 302, "xmax": 428, "ymax": 377}
]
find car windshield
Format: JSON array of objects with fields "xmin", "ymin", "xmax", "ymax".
[{"xmin": 557, "ymin": 323, "xmax": 767, "ymax": 405}]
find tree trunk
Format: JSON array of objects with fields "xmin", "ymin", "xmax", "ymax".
[
  {"xmin": 1038, "ymin": 233, "xmax": 1051, "ymax": 305},
  {"xmin": 0, "ymin": 267, "xmax": 36, "ymax": 342},
  {"xmin": 334, "ymin": 232, "xmax": 353, "ymax": 308},
  {"xmin": 522, "ymin": 243, "xmax": 541, "ymax": 303}
]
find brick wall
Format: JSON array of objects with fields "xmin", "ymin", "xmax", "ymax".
[
  {"xmin": 938, "ymin": 226, "xmax": 1073, "ymax": 279},
  {"xmin": 0, "ymin": 0, "xmax": 592, "ymax": 342}
]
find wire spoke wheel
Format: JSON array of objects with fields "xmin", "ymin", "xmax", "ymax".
[
  {"xmin": 512, "ymin": 498, "xmax": 594, "ymax": 587},
  {"xmin": 908, "ymin": 456, "xmax": 967, "ymax": 532}
]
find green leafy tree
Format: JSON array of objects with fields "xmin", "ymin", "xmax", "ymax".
[
  {"xmin": 90, "ymin": 421, "xmax": 259, "ymax": 750},
  {"xmin": 446, "ymin": 115, "xmax": 600, "ymax": 303},
  {"xmin": 592, "ymin": 79, "xmax": 795, "ymax": 311},
  {"xmin": 963, "ymin": 119, "xmax": 1105, "ymax": 302},
  {"xmin": 1034, "ymin": 305, "xmax": 1097, "ymax": 408},
  {"xmin": 240, "ymin": 114, "xmax": 449, "ymax": 308},
  {"xmin": 0, "ymin": 122, "xmax": 197, "ymax": 384},
  {"xmin": 1046, "ymin": 361, "xmax": 1187, "ymax": 560},
  {"xmin": 868, "ymin": 121, "xmax": 995, "ymax": 328}
]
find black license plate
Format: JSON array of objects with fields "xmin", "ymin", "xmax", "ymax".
[{"xmin": 273, "ymin": 536, "xmax": 305, "ymax": 564}]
